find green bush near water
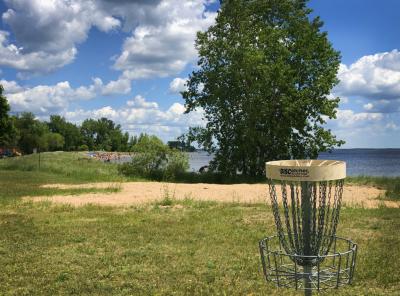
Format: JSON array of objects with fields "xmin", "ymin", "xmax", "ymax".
[{"xmin": 118, "ymin": 135, "xmax": 189, "ymax": 181}]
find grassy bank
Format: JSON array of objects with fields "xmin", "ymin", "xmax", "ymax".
[
  {"xmin": 348, "ymin": 176, "xmax": 400, "ymax": 199},
  {"xmin": 0, "ymin": 152, "xmax": 399, "ymax": 294},
  {"xmin": 0, "ymin": 170, "xmax": 121, "ymax": 204},
  {"xmin": 0, "ymin": 152, "xmax": 125, "ymax": 183},
  {"xmin": 0, "ymin": 152, "xmax": 125, "ymax": 202}
]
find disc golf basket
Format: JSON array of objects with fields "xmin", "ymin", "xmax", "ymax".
[{"xmin": 259, "ymin": 160, "xmax": 357, "ymax": 296}]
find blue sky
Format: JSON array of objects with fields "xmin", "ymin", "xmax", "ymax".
[{"xmin": 0, "ymin": 0, "xmax": 399, "ymax": 148}]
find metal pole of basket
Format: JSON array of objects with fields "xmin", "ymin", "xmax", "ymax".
[
  {"xmin": 259, "ymin": 160, "xmax": 357, "ymax": 296},
  {"xmin": 302, "ymin": 181, "xmax": 312, "ymax": 296}
]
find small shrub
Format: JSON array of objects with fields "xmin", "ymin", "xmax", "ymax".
[
  {"xmin": 118, "ymin": 135, "xmax": 189, "ymax": 181},
  {"xmin": 159, "ymin": 196, "xmax": 173, "ymax": 206},
  {"xmin": 118, "ymin": 162, "xmax": 138, "ymax": 176},
  {"xmin": 385, "ymin": 182, "xmax": 400, "ymax": 199},
  {"xmin": 155, "ymin": 185, "xmax": 175, "ymax": 206},
  {"xmin": 78, "ymin": 144, "xmax": 89, "ymax": 151},
  {"xmin": 125, "ymin": 135, "xmax": 168, "ymax": 178},
  {"xmin": 164, "ymin": 150, "xmax": 190, "ymax": 181}
]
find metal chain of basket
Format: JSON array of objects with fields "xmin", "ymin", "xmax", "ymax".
[
  {"xmin": 268, "ymin": 178, "xmax": 344, "ymax": 266},
  {"xmin": 260, "ymin": 160, "xmax": 356, "ymax": 295}
]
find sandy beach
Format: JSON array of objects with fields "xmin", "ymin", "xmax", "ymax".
[{"xmin": 24, "ymin": 181, "xmax": 399, "ymax": 209}]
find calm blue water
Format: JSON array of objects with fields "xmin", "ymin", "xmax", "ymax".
[
  {"xmin": 188, "ymin": 149, "xmax": 400, "ymax": 176},
  {"xmin": 318, "ymin": 149, "xmax": 400, "ymax": 177}
]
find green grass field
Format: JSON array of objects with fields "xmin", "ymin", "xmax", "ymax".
[
  {"xmin": 0, "ymin": 152, "xmax": 399, "ymax": 295},
  {"xmin": 0, "ymin": 151, "xmax": 125, "ymax": 183}
]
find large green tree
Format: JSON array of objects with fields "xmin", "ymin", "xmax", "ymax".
[
  {"xmin": 48, "ymin": 115, "xmax": 82, "ymax": 151},
  {"xmin": 183, "ymin": 0, "xmax": 344, "ymax": 176},
  {"xmin": 81, "ymin": 117, "xmax": 129, "ymax": 151},
  {"xmin": 0, "ymin": 85, "xmax": 14, "ymax": 146},
  {"xmin": 81, "ymin": 118, "xmax": 97, "ymax": 151},
  {"xmin": 45, "ymin": 132, "xmax": 65, "ymax": 151},
  {"xmin": 13, "ymin": 112, "xmax": 50, "ymax": 154}
]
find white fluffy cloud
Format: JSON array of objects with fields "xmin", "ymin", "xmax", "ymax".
[
  {"xmin": 100, "ymin": 78, "xmax": 132, "ymax": 96},
  {"xmin": 93, "ymin": 77, "xmax": 131, "ymax": 96},
  {"xmin": 336, "ymin": 50, "xmax": 400, "ymax": 112},
  {"xmin": 114, "ymin": 1, "xmax": 216, "ymax": 79},
  {"xmin": 0, "ymin": 0, "xmax": 215, "ymax": 77},
  {"xmin": 6, "ymin": 81, "xmax": 83, "ymax": 115},
  {"xmin": 0, "ymin": 0, "xmax": 121, "ymax": 74},
  {"xmin": 169, "ymin": 77, "xmax": 188, "ymax": 93},
  {"xmin": 0, "ymin": 30, "xmax": 77, "ymax": 75},
  {"xmin": 2, "ymin": 77, "xmax": 132, "ymax": 115},
  {"xmin": 66, "ymin": 95, "xmax": 204, "ymax": 140},
  {"xmin": 326, "ymin": 109, "xmax": 400, "ymax": 147},
  {"xmin": 2, "ymin": 0, "xmax": 120, "ymax": 53},
  {"xmin": 0, "ymin": 78, "xmax": 23, "ymax": 93},
  {"xmin": 363, "ymin": 103, "xmax": 374, "ymax": 111},
  {"xmin": 127, "ymin": 95, "xmax": 159, "ymax": 109},
  {"xmin": 334, "ymin": 109, "xmax": 383, "ymax": 128},
  {"xmin": 337, "ymin": 50, "xmax": 400, "ymax": 99}
]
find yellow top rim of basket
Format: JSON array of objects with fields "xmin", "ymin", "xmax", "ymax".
[{"xmin": 266, "ymin": 160, "xmax": 346, "ymax": 182}]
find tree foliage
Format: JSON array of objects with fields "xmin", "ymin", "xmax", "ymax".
[
  {"xmin": 167, "ymin": 138, "xmax": 196, "ymax": 152},
  {"xmin": 183, "ymin": 0, "xmax": 344, "ymax": 176},
  {"xmin": 132, "ymin": 134, "xmax": 169, "ymax": 174},
  {"xmin": 119, "ymin": 134, "xmax": 189, "ymax": 180},
  {"xmin": 45, "ymin": 132, "xmax": 65, "ymax": 151},
  {"xmin": 81, "ymin": 118, "xmax": 129, "ymax": 151},
  {"xmin": 13, "ymin": 113, "xmax": 50, "ymax": 153},
  {"xmin": 48, "ymin": 115, "xmax": 82, "ymax": 151},
  {"xmin": 0, "ymin": 85, "xmax": 14, "ymax": 146}
]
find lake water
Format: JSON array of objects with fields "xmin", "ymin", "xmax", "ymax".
[{"xmin": 188, "ymin": 149, "xmax": 400, "ymax": 176}]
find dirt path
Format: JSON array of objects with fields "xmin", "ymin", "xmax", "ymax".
[{"xmin": 24, "ymin": 182, "xmax": 399, "ymax": 209}]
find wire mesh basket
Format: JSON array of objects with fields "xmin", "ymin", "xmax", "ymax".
[
  {"xmin": 260, "ymin": 160, "xmax": 357, "ymax": 295},
  {"xmin": 259, "ymin": 235, "xmax": 357, "ymax": 291}
]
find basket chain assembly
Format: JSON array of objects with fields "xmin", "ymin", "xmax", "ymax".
[
  {"xmin": 260, "ymin": 160, "xmax": 356, "ymax": 295},
  {"xmin": 268, "ymin": 179, "xmax": 344, "ymax": 266}
]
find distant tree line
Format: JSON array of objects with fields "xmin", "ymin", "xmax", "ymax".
[
  {"xmin": 5, "ymin": 112, "xmax": 146, "ymax": 154},
  {"xmin": 0, "ymin": 86, "xmax": 167, "ymax": 154},
  {"xmin": 167, "ymin": 136, "xmax": 196, "ymax": 152}
]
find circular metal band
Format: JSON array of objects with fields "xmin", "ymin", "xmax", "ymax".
[{"xmin": 266, "ymin": 159, "xmax": 346, "ymax": 181}]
